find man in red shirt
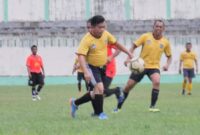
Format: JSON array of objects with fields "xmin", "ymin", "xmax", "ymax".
[{"xmin": 26, "ymin": 45, "xmax": 45, "ymax": 101}]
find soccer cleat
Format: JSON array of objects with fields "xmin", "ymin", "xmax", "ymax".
[
  {"xmin": 112, "ymin": 108, "xmax": 121, "ymax": 113},
  {"xmin": 187, "ymin": 93, "xmax": 192, "ymax": 95},
  {"xmin": 36, "ymin": 95, "xmax": 41, "ymax": 100},
  {"xmin": 32, "ymin": 96, "xmax": 37, "ymax": 101},
  {"xmin": 98, "ymin": 112, "xmax": 108, "ymax": 120},
  {"xmin": 149, "ymin": 107, "xmax": 160, "ymax": 112},
  {"xmin": 69, "ymin": 98, "xmax": 78, "ymax": 118}
]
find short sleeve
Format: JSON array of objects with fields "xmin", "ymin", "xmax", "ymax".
[
  {"xmin": 134, "ymin": 34, "xmax": 146, "ymax": 47},
  {"xmin": 164, "ymin": 40, "xmax": 172, "ymax": 57}
]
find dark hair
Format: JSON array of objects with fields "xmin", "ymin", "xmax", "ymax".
[
  {"xmin": 154, "ymin": 20, "xmax": 165, "ymax": 27},
  {"xmin": 90, "ymin": 15, "xmax": 105, "ymax": 26},
  {"xmin": 87, "ymin": 18, "xmax": 92, "ymax": 23},
  {"xmin": 31, "ymin": 45, "xmax": 37, "ymax": 50},
  {"xmin": 186, "ymin": 42, "xmax": 192, "ymax": 45}
]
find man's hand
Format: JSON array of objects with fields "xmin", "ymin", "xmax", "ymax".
[{"xmin": 163, "ymin": 64, "xmax": 169, "ymax": 71}]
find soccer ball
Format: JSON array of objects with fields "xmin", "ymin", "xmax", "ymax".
[{"xmin": 129, "ymin": 58, "xmax": 145, "ymax": 74}]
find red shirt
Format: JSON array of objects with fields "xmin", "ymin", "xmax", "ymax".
[
  {"xmin": 106, "ymin": 44, "xmax": 117, "ymax": 78},
  {"xmin": 26, "ymin": 54, "xmax": 43, "ymax": 73}
]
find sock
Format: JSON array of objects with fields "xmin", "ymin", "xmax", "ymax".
[
  {"xmin": 91, "ymin": 99, "xmax": 98, "ymax": 115},
  {"xmin": 85, "ymin": 82, "xmax": 89, "ymax": 91},
  {"xmin": 74, "ymin": 92, "xmax": 91, "ymax": 106},
  {"xmin": 117, "ymin": 91, "xmax": 129, "ymax": 109},
  {"xmin": 36, "ymin": 85, "xmax": 43, "ymax": 94},
  {"xmin": 78, "ymin": 82, "xmax": 81, "ymax": 92},
  {"xmin": 150, "ymin": 89, "xmax": 159, "ymax": 107},
  {"xmin": 94, "ymin": 94, "xmax": 104, "ymax": 115},
  {"xmin": 182, "ymin": 80, "xmax": 187, "ymax": 90},
  {"xmin": 187, "ymin": 83, "xmax": 192, "ymax": 93},
  {"xmin": 32, "ymin": 87, "xmax": 36, "ymax": 96},
  {"xmin": 104, "ymin": 87, "xmax": 118, "ymax": 97}
]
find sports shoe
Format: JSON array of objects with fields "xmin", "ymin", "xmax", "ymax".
[
  {"xmin": 98, "ymin": 112, "xmax": 108, "ymax": 120},
  {"xmin": 112, "ymin": 108, "xmax": 121, "ymax": 113},
  {"xmin": 116, "ymin": 87, "xmax": 124, "ymax": 103},
  {"xmin": 187, "ymin": 92, "xmax": 192, "ymax": 95},
  {"xmin": 36, "ymin": 95, "xmax": 41, "ymax": 100},
  {"xmin": 149, "ymin": 107, "xmax": 160, "ymax": 112},
  {"xmin": 69, "ymin": 98, "xmax": 78, "ymax": 118},
  {"xmin": 32, "ymin": 96, "xmax": 37, "ymax": 101}
]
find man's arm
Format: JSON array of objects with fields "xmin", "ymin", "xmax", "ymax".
[
  {"xmin": 163, "ymin": 56, "xmax": 172, "ymax": 71},
  {"xmin": 195, "ymin": 59, "xmax": 198, "ymax": 73},
  {"xmin": 179, "ymin": 60, "xmax": 182, "ymax": 74},
  {"xmin": 78, "ymin": 54, "xmax": 91, "ymax": 82},
  {"xmin": 107, "ymin": 49, "xmax": 120, "ymax": 63},
  {"xmin": 115, "ymin": 42, "xmax": 133, "ymax": 60},
  {"xmin": 27, "ymin": 66, "xmax": 31, "ymax": 78},
  {"xmin": 41, "ymin": 66, "xmax": 45, "ymax": 78},
  {"xmin": 124, "ymin": 43, "xmax": 137, "ymax": 66}
]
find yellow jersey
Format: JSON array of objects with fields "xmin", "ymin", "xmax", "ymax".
[
  {"xmin": 180, "ymin": 51, "xmax": 197, "ymax": 69},
  {"xmin": 74, "ymin": 58, "xmax": 83, "ymax": 72},
  {"xmin": 77, "ymin": 31, "xmax": 117, "ymax": 67},
  {"xmin": 134, "ymin": 32, "xmax": 171, "ymax": 69}
]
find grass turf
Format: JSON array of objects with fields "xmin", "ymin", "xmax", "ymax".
[{"xmin": 0, "ymin": 83, "xmax": 200, "ymax": 135}]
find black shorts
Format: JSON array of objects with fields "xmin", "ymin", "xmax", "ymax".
[
  {"xmin": 88, "ymin": 64, "xmax": 106, "ymax": 87},
  {"xmin": 77, "ymin": 72, "xmax": 85, "ymax": 82},
  {"xmin": 102, "ymin": 76, "xmax": 113, "ymax": 90},
  {"xmin": 29, "ymin": 72, "xmax": 44, "ymax": 86},
  {"xmin": 183, "ymin": 68, "xmax": 195, "ymax": 78},
  {"xmin": 130, "ymin": 69, "xmax": 160, "ymax": 82}
]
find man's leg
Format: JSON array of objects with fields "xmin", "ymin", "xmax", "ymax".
[
  {"xmin": 182, "ymin": 78, "xmax": 187, "ymax": 95},
  {"xmin": 187, "ymin": 78, "xmax": 192, "ymax": 95},
  {"xmin": 149, "ymin": 72, "xmax": 160, "ymax": 112},
  {"xmin": 115, "ymin": 79, "xmax": 137, "ymax": 111}
]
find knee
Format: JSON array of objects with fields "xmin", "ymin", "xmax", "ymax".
[{"xmin": 153, "ymin": 80, "xmax": 160, "ymax": 87}]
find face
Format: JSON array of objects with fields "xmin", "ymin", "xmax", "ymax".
[
  {"xmin": 87, "ymin": 22, "xmax": 92, "ymax": 33},
  {"xmin": 186, "ymin": 44, "xmax": 192, "ymax": 51},
  {"xmin": 31, "ymin": 47, "xmax": 37, "ymax": 55},
  {"xmin": 92, "ymin": 22, "xmax": 106, "ymax": 38},
  {"xmin": 153, "ymin": 21, "xmax": 165, "ymax": 37}
]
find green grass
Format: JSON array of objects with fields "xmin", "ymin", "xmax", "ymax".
[{"xmin": 0, "ymin": 83, "xmax": 200, "ymax": 135}]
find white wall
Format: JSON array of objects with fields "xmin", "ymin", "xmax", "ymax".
[
  {"xmin": 0, "ymin": 44, "xmax": 199, "ymax": 76},
  {"xmin": 8, "ymin": 0, "xmax": 44, "ymax": 21},
  {"xmin": 133, "ymin": 0, "xmax": 167, "ymax": 19},
  {"xmin": 1, "ymin": 0, "xmax": 200, "ymax": 21},
  {"xmin": 171, "ymin": 0, "xmax": 200, "ymax": 19},
  {"xmin": 0, "ymin": 0, "xmax": 3, "ymax": 22},
  {"xmin": 49, "ymin": 0, "xmax": 86, "ymax": 21}
]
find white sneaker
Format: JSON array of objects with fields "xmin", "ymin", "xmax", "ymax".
[
  {"xmin": 36, "ymin": 95, "xmax": 41, "ymax": 100},
  {"xmin": 32, "ymin": 96, "xmax": 37, "ymax": 101}
]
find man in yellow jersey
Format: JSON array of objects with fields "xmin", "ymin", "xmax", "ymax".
[
  {"xmin": 179, "ymin": 42, "xmax": 198, "ymax": 95},
  {"xmin": 113, "ymin": 20, "xmax": 172, "ymax": 113},
  {"xmin": 72, "ymin": 57, "xmax": 89, "ymax": 93},
  {"xmin": 69, "ymin": 15, "xmax": 132, "ymax": 120}
]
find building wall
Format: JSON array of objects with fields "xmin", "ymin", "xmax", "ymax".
[{"xmin": 1, "ymin": 0, "xmax": 200, "ymax": 22}]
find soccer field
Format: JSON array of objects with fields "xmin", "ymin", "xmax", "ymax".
[{"xmin": 0, "ymin": 83, "xmax": 200, "ymax": 135}]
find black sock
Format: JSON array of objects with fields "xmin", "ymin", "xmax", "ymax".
[
  {"xmin": 85, "ymin": 82, "xmax": 89, "ymax": 91},
  {"xmin": 117, "ymin": 91, "xmax": 129, "ymax": 109},
  {"xmin": 151, "ymin": 89, "xmax": 159, "ymax": 107},
  {"xmin": 91, "ymin": 99, "xmax": 98, "ymax": 114},
  {"xmin": 104, "ymin": 87, "xmax": 118, "ymax": 97},
  {"xmin": 37, "ymin": 85, "xmax": 43, "ymax": 93},
  {"xmin": 94, "ymin": 94, "xmax": 104, "ymax": 115},
  {"xmin": 78, "ymin": 82, "xmax": 81, "ymax": 92},
  {"xmin": 75, "ymin": 92, "xmax": 91, "ymax": 106},
  {"xmin": 32, "ymin": 87, "xmax": 36, "ymax": 96}
]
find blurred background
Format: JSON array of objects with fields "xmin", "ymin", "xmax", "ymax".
[{"xmin": 0, "ymin": 0, "xmax": 199, "ymax": 84}]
